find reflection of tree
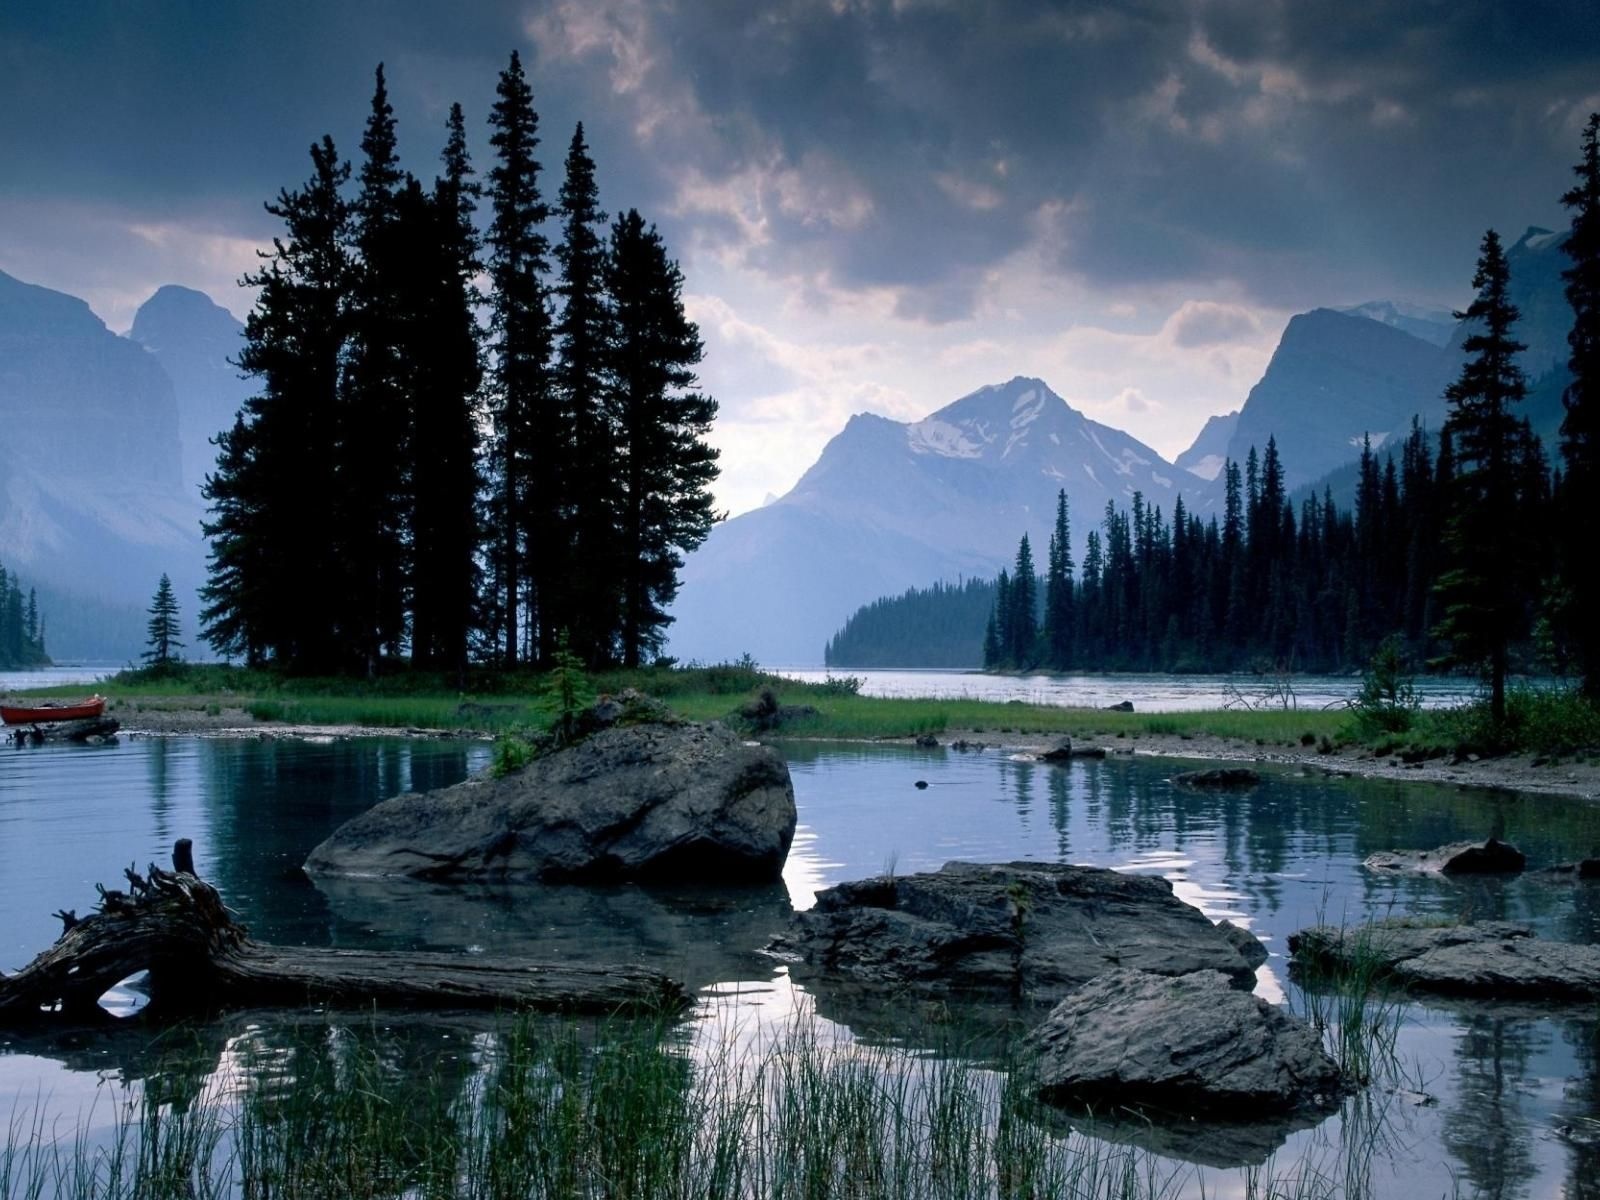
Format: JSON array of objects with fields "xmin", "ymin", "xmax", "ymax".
[
  {"xmin": 1559, "ymin": 1017, "xmax": 1600, "ymax": 1200},
  {"xmin": 198, "ymin": 739, "xmax": 482, "ymax": 945},
  {"xmin": 1441, "ymin": 1013, "xmax": 1538, "ymax": 1200},
  {"xmin": 1001, "ymin": 758, "xmax": 1034, "ymax": 823},
  {"xmin": 1046, "ymin": 765, "xmax": 1070, "ymax": 862},
  {"xmin": 146, "ymin": 737, "xmax": 173, "ymax": 843}
]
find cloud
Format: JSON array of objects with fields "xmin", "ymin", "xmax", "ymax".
[{"xmin": 1163, "ymin": 301, "xmax": 1262, "ymax": 349}]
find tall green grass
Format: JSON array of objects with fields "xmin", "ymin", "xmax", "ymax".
[{"xmin": 0, "ymin": 1013, "xmax": 1382, "ymax": 1200}]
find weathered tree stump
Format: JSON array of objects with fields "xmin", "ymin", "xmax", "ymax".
[{"xmin": 0, "ymin": 841, "xmax": 689, "ymax": 1025}]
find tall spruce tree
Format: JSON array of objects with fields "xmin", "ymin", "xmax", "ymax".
[
  {"xmin": 604, "ymin": 210, "xmax": 720, "ymax": 666},
  {"xmin": 553, "ymin": 123, "xmax": 616, "ymax": 664},
  {"xmin": 202, "ymin": 137, "xmax": 351, "ymax": 670},
  {"xmin": 1433, "ymin": 230, "xmax": 1535, "ymax": 723},
  {"xmin": 341, "ymin": 64, "xmax": 412, "ymax": 673},
  {"xmin": 407, "ymin": 104, "xmax": 484, "ymax": 677},
  {"xmin": 484, "ymin": 50, "xmax": 554, "ymax": 666},
  {"xmin": 1007, "ymin": 534, "xmax": 1038, "ymax": 666},
  {"xmin": 143, "ymin": 574, "xmax": 184, "ymax": 668},
  {"xmin": 1044, "ymin": 489, "xmax": 1074, "ymax": 667},
  {"xmin": 1560, "ymin": 112, "xmax": 1600, "ymax": 697}
]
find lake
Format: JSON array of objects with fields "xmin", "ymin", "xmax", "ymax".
[
  {"xmin": 775, "ymin": 667, "xmax": 1492, "ymax": 712},
  {"xmin": 1, "ymin": 735, "xmax": 1597, "ymax": 1197}
]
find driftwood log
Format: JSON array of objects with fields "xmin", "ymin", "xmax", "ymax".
[
  {"xmin": 8, "ymin": 716, "xmax": 120, "ymax": 745},
  {"xmin": 0, "ymin": 839, "xmax": 690, "ymax": 1025}
]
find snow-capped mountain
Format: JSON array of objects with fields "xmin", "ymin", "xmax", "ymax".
[
  {"xmin": 667, "ymin": 377, "xmax": 1209, "ymax": 665},
  {"xmin": 1338, "ymin": 300, "xmax": 1456, "ymax": 347}
]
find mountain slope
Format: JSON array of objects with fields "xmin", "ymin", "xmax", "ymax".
[
  {"xmin": 130, "ymin": 285, "xmax": 251, "ymax": 496},
  {"xmin": 1224, "ymin": 308, "xmax": 1453, "ymax": 489},
  {"xmin": 668, "ymin": 377, "xmax": 1209, "ymax": 665},
  {"xmin": 1174, "ymin": 410, "xmax": 1238, "ymax": 481},
  {"xmin": 0, "ymin": 270, "xmax": 204, "ymax": 655}
]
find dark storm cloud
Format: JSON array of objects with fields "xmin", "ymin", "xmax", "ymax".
[{"xmin": 3, "ymin": 0, "xmax": 1598, "ymax": 320}]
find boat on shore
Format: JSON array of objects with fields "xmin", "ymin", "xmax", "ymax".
[{"xmin": 0, "ymin": 695, "xmax": 107, "ymax": 725}]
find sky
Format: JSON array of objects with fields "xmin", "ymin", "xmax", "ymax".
[{"xmin": 3, "ymin": 0, "xmax": 1598, "ymax": 516}]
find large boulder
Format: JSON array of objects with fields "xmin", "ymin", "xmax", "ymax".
[
  {"xmin": 1362, "ymin": 838, "xmax": 1526, "ymax": 875},
  {"xmin": 777, "ymin": 861, "xmax": 1262, "ymax": 1002},
  {"xmin": 1289, "ymin": 918, "xmax": 1600, "ymax": 1002},
  {"xmin": 1025, "ymin": 969, "xmax": 1343, "ymax": 1116},
  {"xmin": 305, "ymin": 722, "xmax": 796, "ymax": 883}
]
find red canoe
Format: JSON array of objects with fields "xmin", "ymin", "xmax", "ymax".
[{"xmin": 0, "ymin": 695, "xmax": 106, "ymax": 725}]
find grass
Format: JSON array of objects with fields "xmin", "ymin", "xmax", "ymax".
[
  {"xmin": 20, "ymin": 660, "xmax": 1360, "ymax": 748},
  {"xmin": 0, "ymin": 1012, "xmax": 1387, "ymax": 1200}
]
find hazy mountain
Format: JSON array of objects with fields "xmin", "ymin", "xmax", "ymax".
[
  {"xmin": 1224, "ymin": 308, "xmax": 1453, "ymax": 489},
  {"xmin": 129, "ymin": 285, "xmax": 250, "ymax": 496},
  {"xmin": 1339, "ymin": 299, "xmax": 1456, "ymax": 347},
  {"xmin": 0, "ymin": 269, "xmax": 204, "ymax": 657},
  {"xmin": 668, "ymin": 377, "xmax": 1210, "ymax": 666},
  {"xmin": 1173, "ymin": 410, "xmax": 1238, "ymax": 481}
]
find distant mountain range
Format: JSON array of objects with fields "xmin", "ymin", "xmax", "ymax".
[
  {"xmin": 0, "ymin": 270, "xmax": 245, "ymax": 657},
  {"xmin": 671, "ymin": 226, "xmax": 1582, "ymax": 666},
  {"xmin": 667, "ymin": 376, "xmax": 1211, "ymax": 665}
]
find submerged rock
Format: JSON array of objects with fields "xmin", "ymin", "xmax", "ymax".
[
  {"xmin": 1173, "ymin": 767, "xmax": 1261, "ymax": 789},
  {"xmin": 1025, "ymin": 969, "xmax": 1343, "ymax": 1117},
  {"xmin": 1362, "ymin": 837, "xmax": 1526, "ymax": 875},
  {"xmin": 1216, "ymin": 919, "xmax": 1270, "ymax": 970},
  {"xmin": 778, "ymin": 861, "xmax": 1262, "ymax": 1001},
  {"xmin": 305, "ymin": 721, "xmax": 796, "ymax": 883},
  {"xmin": 1288, "ymin": 918, "xmax": 1600, "ymax": 1002}
]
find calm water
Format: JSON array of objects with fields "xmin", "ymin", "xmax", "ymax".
[
  {"xmin": 778, "ymin": 667, "xmax": 1493, "ymax": 711},
  {"xmin": 2, "ymin": 735, "xmax": 1598, "ymax": 1197}
]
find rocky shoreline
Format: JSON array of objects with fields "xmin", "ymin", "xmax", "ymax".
[{"xmin": 101, "ymin": 699, "xmax": 1600, "ymax": 801}]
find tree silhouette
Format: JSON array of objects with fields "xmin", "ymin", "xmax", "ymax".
[
  {"xmin": 1560, "ymin": 112, "xmax": 1600, "ymax": 698},
  {"xmin": 1433, "ymin": 230, "xmax": 1541, "ymax": 724},
  {"xmin": 143, "ymin": 574, "xmax": 184, "ymax": 668}
]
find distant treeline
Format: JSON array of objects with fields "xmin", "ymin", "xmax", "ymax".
[
  {"xmin": 0, "ymin": 560, "xmax": 48, "ymax": 668},
  {"xmin": 824, "ymin": 578, "xmax": 997, "ymax": 667},
  {"xmin": 202, "ymin": 56, "xmax": 717, "ymax": 677},
  {"xmin": 980, "ymin": 425, "xmax": 1489, "ymax": 676}
]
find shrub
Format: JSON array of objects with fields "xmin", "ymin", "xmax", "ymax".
[{"xmin": 1351, "ymin": 636, "xmax": 1421, "ymax": 737}]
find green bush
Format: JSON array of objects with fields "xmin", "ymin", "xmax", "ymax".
[
  {"xmin": 1350, "ymin": 636, "xmax": 1421, "ymax": 736},
  {"xmin": 491, "ymin": 734, "xmax": 538, "ymax": 778}
]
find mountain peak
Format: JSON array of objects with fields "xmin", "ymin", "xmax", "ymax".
[{"xmin": 131, "ymin": 285, "xmax": 242, "ymax": 347}]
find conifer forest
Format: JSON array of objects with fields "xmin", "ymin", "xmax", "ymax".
[{"xmin": 200, "ymin": 56, "xmax": 719, "ymax": 676}]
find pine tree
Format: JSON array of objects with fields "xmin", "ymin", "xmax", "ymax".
[
  {"xmin": 484, "ymin": 50, "xmax": 554, "ymax": 667},
  {"xmin": 1433, "ymin": 230, "xmax": 1534, "ymax": 723},
  {"xmin": 1560, "ymin": 112, "xmax": 1600, "ymax": 697},
  {"xmin": 604, "ymin": 209, "xmax": 720, "ymax": 666},
  {"xmin": 408, "ymin": 104, "xmax": 484, "ymax": 677},
  {"xmin": 340, "ymin": 64, "xmax": 412, "ymax": 674},
  {"xmin": 1043, "ymin": 489, "xmax": 1073, "ymax": 668},
  {"xmin": 553, "ymin": 123, "xmax": 616, "ymax": 664},
  {"xmin": 143, "ymin": 574, "xmax": 184, "ymax": 668},
  {"xmin": 202, "ymin": 136, "xmax": 351, "ymax": 670},
  {"xmin": 1008, "ymin": 534, "xmax": 1038, "ymax": 666}
]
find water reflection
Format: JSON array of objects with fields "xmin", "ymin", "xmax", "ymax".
[{"xmin": 1, "ymin": 737, "xmax": 1598, "ymax": 1197}]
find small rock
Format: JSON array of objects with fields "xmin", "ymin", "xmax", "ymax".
[
  {"xmin": 914, "ymin": 734, "xmax": 940, "ymax": 749},
  {"xmin": 1289, "ymin": 918, "xmax": 1600, "ymax": 1001},
  {"xmin": 1363, "ymin": 838, "xmax": 1526, "ymax": 876},
  {"xmin": 1216, "ymin": 920, "xmax": 1269, "ymax": 969},
  {"xmin": 1105, "ymin": 700, "xmax": 1135, "ymax": 713},
  {"xmin": 1038, "ymin": 738, "xmax": 1075, "ymax": 762},
  {"xmin": 1173, "ymin": 767, "xmax": 1261, "ymax": 789},
  {"xmin": 1025, "ymin": 969, "xmax": 1342, "ymax": 1115}
]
